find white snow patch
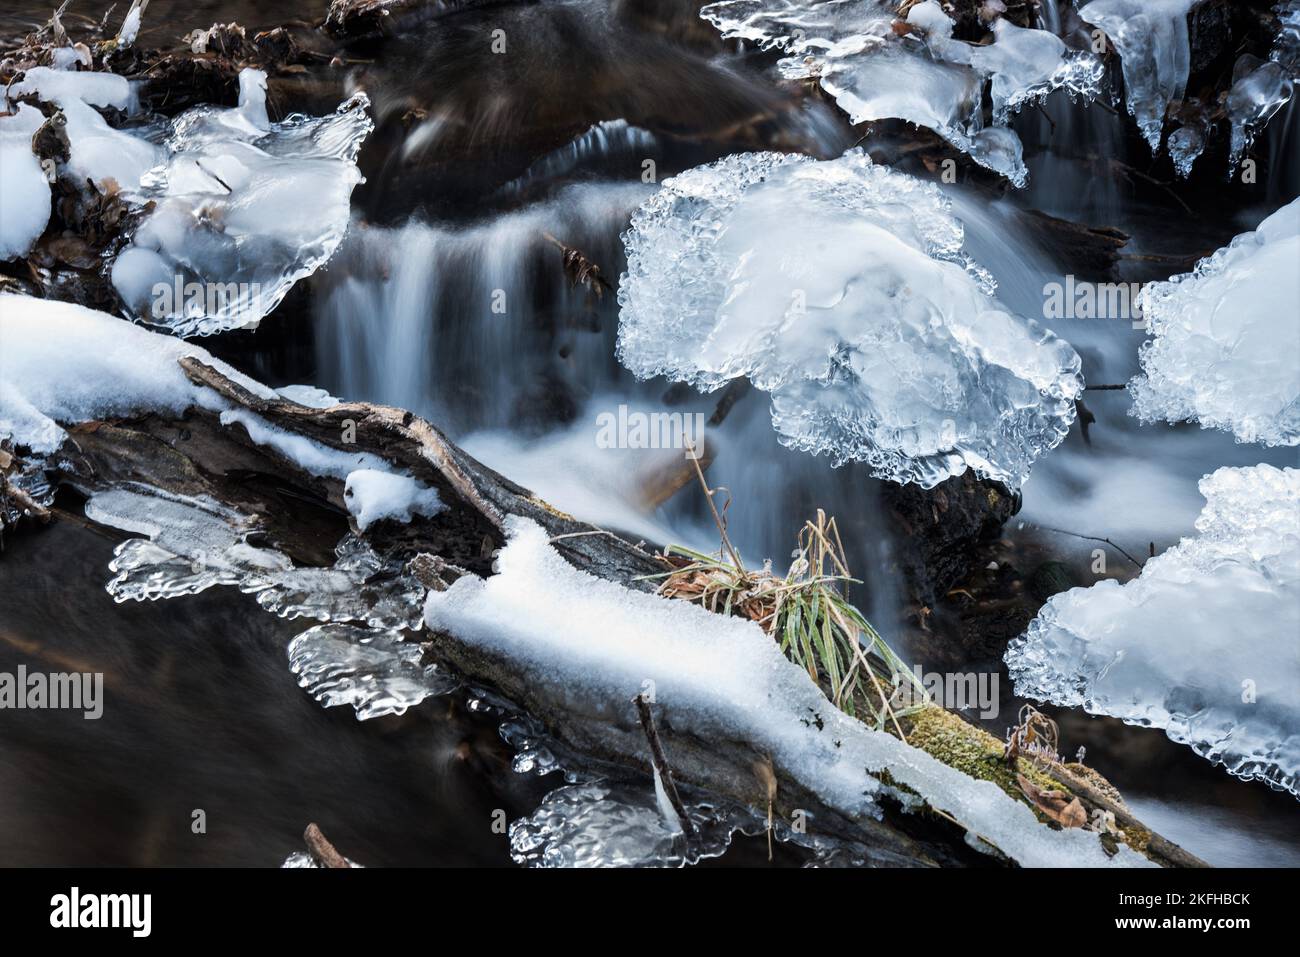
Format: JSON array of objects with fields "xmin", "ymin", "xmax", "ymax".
[
  {"xmin": 1, "ymin": 297, "xmax": 443, "ymax": 539},
  {"xmin": 0, "ymin": 294, "xmax": 272, "ymax": 453},
  {"xmin": 276, "ymin": 384, "xmax": 342, "ymax": 408},
  {"xmin": 425, "ymin": 516, "xmax": 1151, "ymax": 867},
  {"xmin": 9, "ymin": 67, "xmax": 134, "ymax": 111},
  {"xmin": 0, "ymin": 105, "xmax": 51, "ymax": 260},
  {"xmin": 344, "ymin": 468, "xmax": 445, "ymax": 531},
  {"xmin": 5, "ymin": 67, "xmax": 158, "ymax": 191},
  {"xmin": 117, "ymin": 6, "xmax": 143, "ymax": 48}
]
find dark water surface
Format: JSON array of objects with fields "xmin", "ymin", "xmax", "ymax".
[
  {"xmin": 0, "ymin": 516, "xmax": 539, "ymax": 866},
  {"xmin": 0, "ymin": 513, "xmax": 797, "ymax": 866}
]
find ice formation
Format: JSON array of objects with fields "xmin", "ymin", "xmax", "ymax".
[
  {"xmin": 1167, "ymin": 120, "xmax": 1206, "ymax": 178},
  {"xmin": 117, "ymin": 2, "xmax": 144, "ymax": 48},
  {"xmin": 288, "ymin": 623, "xmax": 455, "ymax": 720},
  {"xmin": 281, "ymin": 851, "xmax": 362, "ymax": 868},
  {"xmin": 3, "ymin": 62, "xmax": 370, "ymax": 319},
  {"xmin": 1007, "ymin": 465, "xmax": 1300, "ymax": 798},
  {"xmin": 111, "ymin": 69, "xmax": 373, "ymax": 336},
  {"xmin": 1276, "ymin": 0, "xmax": 1300, "ymax": 75},
  {"xmin": 6, "ymin": 67, "xmax": 162, "ymax": 190},
  {"xmin": 1129, "ymin": 198, "xmax": 1300, "ymax": 446},
  {"xmin": 616, "ymin": 151, "xmax": 1082, "ymax": 488},
  {"xmin": 84, "ymin": 486, "xmax": 428, "ymax": 629},
  {"xmin": 426, "ymin": 516, "xmax": 1150, "ymax": 867},
  {"xmin": 0, "ymin": 105, "xmax": 51, "ymax": 260},
  {"xmin": 1225, "ymin": 55, "xmax": 1295, "ymax": 176},
  {"xmin": 1078, "ymin": 0, "xmax": 1199, "ymax": 151},
  {"xmin": 496, "ymin": 119, "xmax": 658, "ymax": 197},
  {"xmin": 509, "ymin": 781, "xmax": 746, "ymax": 867},
  {"xmin": 969, "ymin": 16, "xmax": 1105, "ymax": 125},
  {"xmin": 699, "ymin": 0, "xmax": 1103, "ymax": 185}
]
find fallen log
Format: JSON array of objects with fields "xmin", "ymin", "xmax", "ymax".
[
  {"xmin": 24, "ymin": 359, "xmax": 968, "ymax": 864},
  {"xmin": 21, "ymin": 357, "xmax": 1200, "ymax": 867}
]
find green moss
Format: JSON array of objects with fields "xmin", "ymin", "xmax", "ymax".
[
  {"xmin": 901, "ymin": 708, "xmax": 1157, "ymax": 858},
  {"xmin": 903, "ymin": 706, "xmax": 1067, "ymax": 810}
]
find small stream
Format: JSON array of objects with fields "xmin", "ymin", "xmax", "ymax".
[{"xmin": 2, "ymin": 0, "xmax": 1298, "ymax": 867}]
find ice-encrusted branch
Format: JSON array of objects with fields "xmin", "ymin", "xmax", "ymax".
[{"xmin": 633, "ymin": 692, "xmax": 696, "ymax": 836}]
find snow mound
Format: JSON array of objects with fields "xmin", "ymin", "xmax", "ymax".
[
  {"xmin": 1007, "ymin": 464, "xmax": 1300, "ymax": 798},
  {"xmin": 0, "ymin": 294, "xmax": 272, "ymax": 454},
  {"xmin": 111, "ymin": 69, "xmax": 373, "ymax": 337},
  {"xmin": 344, "ymin": 468, "xmax": 445, "ymax": 531},
  {"xmin": 2, "ymin": 295, "xmax": 449, "ymax": 542},
  {"xmin": 9, "ymin": 67, "xmax": 134, "ymax": 111},
  {"xmin": 616, "ymin": 151, "xmax": 1081, "ymax": 488},
  {"xmin": 0, "ymin": 105, "xmax": 51, "ymax": 260},
  {"xmin": 699, "ymin": 0, "xmax": 1102, "ymax": 186},
  {"xmin": 1129, "ymin": 198, "xmax": 1300, "ymax": 446},
  {"xmin": 425, "ymin": 516, "xmax": 1150, "ymax": 867}
]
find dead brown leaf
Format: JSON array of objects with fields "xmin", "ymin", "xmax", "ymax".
[{"xmin": 1017, "ymin": 773, "xmax": 1087, "ymax": 828}]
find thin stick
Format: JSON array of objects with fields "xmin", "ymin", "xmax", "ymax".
[
  {"xmin": 1036, "ymin": 525, "xmax": 1146, "ymax": 569},
  {"xmin": 1, "ymin": 481, "xmax": 51, "ymax": 522},
  {"xmin": 685, "ymin": 439, "xmax": 746, "ymax": 575},
  {"xmin": 633, "ymin": 692, "xmax": 695, "ymax": 836},
  {"xmin": 303, "ymin": 823, "xmax": 350, "ymax": 869}
]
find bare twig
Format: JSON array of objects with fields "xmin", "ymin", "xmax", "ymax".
[
  {"xmin": 707, "ymin": 378, "xmax": 752, "ymax": 427},
  {"xmin": 179, "ymin": 357, "xmax": 505, "ymax": 529},
  {"xmin": 633, "ymin": 692, "xmax": 695, "ymax": 836},
  {"xmin": 1036, "ymin": 525, "xmax": 1146, "ymax": 569},
  {"xmin": 194, "ymin": 159, "xmax": 232, "ymax": 194},
  {"xmin": 685, "ymin": 439, "xmax": 746, "ymax": 574},
  {"xmin": 1, "ymin": 480, "xmax": 51, "ymax": 523}
]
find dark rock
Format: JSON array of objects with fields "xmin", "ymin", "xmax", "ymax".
[{"xmin": 883, "ymin": 471, "xmax": 1019, "ymax": 610}]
